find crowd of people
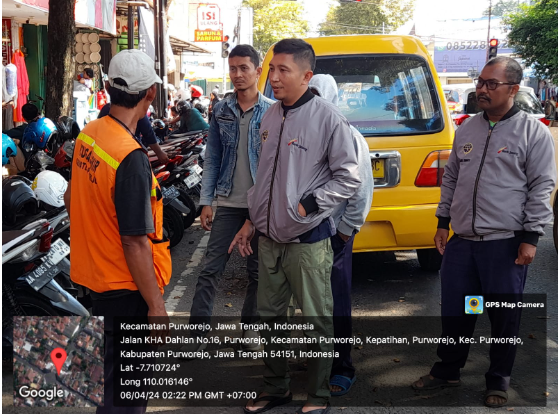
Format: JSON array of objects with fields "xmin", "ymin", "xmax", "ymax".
[{"xmin": 64, "ymin": 36, "xmax": 555, "ymax": 414}]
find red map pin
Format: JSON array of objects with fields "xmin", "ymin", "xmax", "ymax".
[{"xmin": 50, "ymin": 348, "xmax": 67, "ymax": 376}]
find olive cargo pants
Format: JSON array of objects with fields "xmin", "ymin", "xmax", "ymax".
[{"xmin": 257, "ymin": 236, "xmax": 334, "ymax": 405}]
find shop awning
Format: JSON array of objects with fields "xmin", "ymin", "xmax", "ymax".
[
  {"xmin": 4, "ymin": 0, "xmax": 117, "ymax": 34},
  {"xmin": 169, "ymin": 36, "xmax": 211, "ymax": 55}
]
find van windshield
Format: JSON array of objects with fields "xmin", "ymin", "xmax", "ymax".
[{"xmin": 266, "ymin": 55, "xmax": 444, "ymax": 136}]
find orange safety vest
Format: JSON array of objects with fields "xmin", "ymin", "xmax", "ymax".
[{"xmin": 69, "ymin": 116, "xmax": 172, "ymax": 294}]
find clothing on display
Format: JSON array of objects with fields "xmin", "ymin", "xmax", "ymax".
[
  {"xmin": 11, "ymin": 50, "xmax": 29, "ymax": 123},
  {"xmin": 5, "ymin": 64, "xmax": 17, "ymax": 99}
]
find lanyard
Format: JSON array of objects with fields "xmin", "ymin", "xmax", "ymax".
[{"xmin": 108, "ymin": 114, "xmax": 135, "ymax": 138}]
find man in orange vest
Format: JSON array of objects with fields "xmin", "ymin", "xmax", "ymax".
[{"xmin": 64, "ymin": 49, "xmax": 171, "ymax": 413}]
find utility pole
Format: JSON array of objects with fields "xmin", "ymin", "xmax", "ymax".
[
  {"xmin": 153, "ymin": 0, "xmax": 161, "ymax": 115},
  {"xmin": 158, "ymin": 0, "xmax": 168, "ymax": 117},
  {"xmin": 486, "ymin": 0, "xmax": 492, "ymax": 63},
  {"xmin": 127, "ymin": 5, "xmax": 135, "ymax": 50}
]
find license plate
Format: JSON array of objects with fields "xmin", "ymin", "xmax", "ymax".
[
  {"xmin": 46, "ymin": 238, "xmax": 71, "ymax": 264},
  {"xmin": 192, "ymin": 164, "xmax": 203, "ymax": 175},
  {"xmin": 25, "ymin": 261, "xmax": 60, "ymax": 291},
  {"xmin": 25, "ymin": 239, "xmax": 70, "ymax": 291},
  {"xmin": 184, "ymin": 173, "xmax": 201, "ymax": 189},
  {"xmin": 372, "ymin": 159, "xmax": 385, "ymax": 179},
  {"xmin": 161, "ymin": 185, "xmax": 180, "ymax": 201}
]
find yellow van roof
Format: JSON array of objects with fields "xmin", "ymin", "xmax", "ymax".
[{"xmin": 299, "ymin": 35, "xmax": 430, "ymax": 59}]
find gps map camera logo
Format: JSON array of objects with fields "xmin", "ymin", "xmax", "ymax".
[{"xmin": 465, "ymin": 295, "xmax": 484, "ymax": 314}]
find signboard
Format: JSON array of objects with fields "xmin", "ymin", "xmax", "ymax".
[
  {"xmin": 16, "ymin": 0, "xmax": 116, "ymax": 35},
  {"xmin": 432, "ymin": 18, "xmax": 514, "ymax": 73},
  {"xmin": 194, "ymin": 4, "xmax": 223, "ymax": 42},
  {"xmin": 434, "ymin": 40, "xmax": 514, "ymax": 73}
]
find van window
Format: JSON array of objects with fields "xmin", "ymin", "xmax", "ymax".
[
  {"xmin": 444, "ymin": 90, "xmax": 460, "ymax": 103},
  {"xmin": 264, "ymin": 55, "xmax": 444, "ymax": 136},
  {"xmin": 466, "ymin": 91, "xmax": 544, "ymax": 115}
]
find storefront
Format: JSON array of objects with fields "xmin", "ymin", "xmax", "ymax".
[{"xmin": 2, "ymin": 0, "xmax": 117, "ymax": 128}]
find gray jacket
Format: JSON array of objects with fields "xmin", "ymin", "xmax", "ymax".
[
  {"xmin": 247, "ymin": 90, "xmax": 361, "ymax": 243},
  {"xmin": 437, "ymin": 106, "xmax": 556, "ymax": 245},
  {"xmin": 309, "ymin": 74, "xmax": 374, "ymax": 236}
]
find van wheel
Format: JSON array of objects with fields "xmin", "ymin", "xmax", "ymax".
[{"xmin": 416, "ymin": 248, "xmax": 443, "ymax": 271}]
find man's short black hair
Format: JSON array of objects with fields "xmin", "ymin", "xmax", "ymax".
[
  {"xmin": 107, "ymin": 78, "xmax": 148, "ymax": 109},
  {"xmin": 22, "ymin": 103, "xmax": 39, "ymax": 122},
  {"xmin": 485, "ymin": 57, "xmax": 523, "ymax": 85},
  {"xmin": 229, "ymin": 44, "xmax": 260, "ymax": 68},
  {"xmin": 84, "ymin": 68, "xmax": 94, "ymax": 78},
  {"xmin": 273, "ymin": 39, "xmax": 316, "ymax": 71}
]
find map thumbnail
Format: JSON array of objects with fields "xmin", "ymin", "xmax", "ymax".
[{"xmin": 13, "ymin": 316, "xmax": 104, "ymax": 407}]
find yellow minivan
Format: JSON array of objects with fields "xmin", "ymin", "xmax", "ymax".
[{"xmin": 258, "ymin": 35, "xmax": 455, "ymax": 270}]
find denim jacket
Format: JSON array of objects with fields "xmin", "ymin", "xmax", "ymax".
[{"xmin": 200, "ymin": 92, "xmax": 274, "ymax": 206}]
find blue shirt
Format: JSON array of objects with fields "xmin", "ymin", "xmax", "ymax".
[{"xmin": 98, "ymin": 104, "xmax": 156, "ymax": 147}]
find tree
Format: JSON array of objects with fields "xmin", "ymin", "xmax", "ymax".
[
  {"xmin": 483, "ymin": 0, "xmax": 520, "ymax": 17},
  {"xmin": 319, "ymin": 0, "xmax": 415, "ymax": 36},
  {"xmin": 45, "ymin": 0, "xmax": 76, "ymax": 120},
  {"xmin": 242, "ymin": 0, "xmax": 310, "ymax": 55},
  {"xmin": 504, "ymin": 0, "xmax": 558, "ymax": 81}
]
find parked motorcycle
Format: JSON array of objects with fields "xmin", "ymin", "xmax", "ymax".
[{"xmin": 2, "ymin": 221, "xmax": 88, "ymax": 361}]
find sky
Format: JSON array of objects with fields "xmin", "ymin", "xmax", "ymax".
[{"xmin": 301, "ymin": 0, "xmax": 493, "ymax": 35}]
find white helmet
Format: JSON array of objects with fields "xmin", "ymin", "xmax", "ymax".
[{"xmin": 32, "ymin": 170, "xmax": 68, "ymax": 208}]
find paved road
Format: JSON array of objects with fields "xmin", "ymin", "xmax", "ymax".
[{"xmin": 3, "ymin": 219, "xmax": 557, "ymax": 413}]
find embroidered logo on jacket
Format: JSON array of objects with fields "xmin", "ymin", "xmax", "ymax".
[
  {"xmin": 458, "ymin": 143, "xmax": 473, "ymax": 158},
  {"xmin": 261, "ymin": 130, "xmax": 268, "ymax": 142},
  {"xmin": 498, "ymin": 146, "xmax": 507, "ymax": 153},
  {"xmin": 287, "ymin": 139, "xmax": 307, "ymax": 151}
]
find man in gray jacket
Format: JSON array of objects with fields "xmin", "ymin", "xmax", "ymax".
[
  {"xmin": 229, "ymin": 39, "xmax": 361, "ymax": 414},
  {"xmin": 412, "ymin": 57, "xmax": 556, "ymax": 408},
  {"xmin": 309, "ymin": 74, "xmax": 373, "ymax": 396}
]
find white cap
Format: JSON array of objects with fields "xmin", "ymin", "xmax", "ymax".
[{"xmin": 108, "ymin": 49, "xmax": 162, "ymax": 94}]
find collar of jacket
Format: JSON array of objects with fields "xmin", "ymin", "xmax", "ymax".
[
  {"xmin": 482, "ymin": 103, "xmax": 520, "ymax": 122},
  {"xmin": 225, "ymin": 91, "xmax": 267, "ymax": 117},
  {"xmin": 281, "ymin": 88, "xmax": 315, "ymax": 112}
]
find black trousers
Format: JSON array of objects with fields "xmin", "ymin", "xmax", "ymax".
[
  {"xmin": 93, "ymin": 291, "xmax": 150, "ymax": 414},
  {"xmin": 430, "ymin": 236, "xmax": 528, "ymax": 391},
  {"xmin": 189, "ymin": 207, "xmax": 259, "ymax": 334},
  {"xmin": 330, "ymin": 232, "xmax": 356, "ymax": 379}
]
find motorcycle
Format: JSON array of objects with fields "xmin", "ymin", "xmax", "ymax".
[{"xmin": 2, "ymin": 221, "xmax": 89, "ymax": 361}]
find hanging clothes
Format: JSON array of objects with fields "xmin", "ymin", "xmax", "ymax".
[
  {"xmin": 11, "ymin": 50, "xmax": 29, "ymax": 123},
  {"xmin": 5, "ymin": 63, "xmax": 17, "ymax": 101}
]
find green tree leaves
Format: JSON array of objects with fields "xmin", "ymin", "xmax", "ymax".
[
  {"xmin": 319, "ymin": 0, "xmax": 415, "ymax": 36},
  {"xmin": 504, "ymin": 0, "xmax": 558, "ymax": 81},
  {"xmin": 243, "ymin": 0, "xmax": 310, "ymax": 55}
]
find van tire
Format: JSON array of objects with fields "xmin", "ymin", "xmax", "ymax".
[{"xmin": 417, "ymin": 248, "xmax": 443, "ymax": 271}]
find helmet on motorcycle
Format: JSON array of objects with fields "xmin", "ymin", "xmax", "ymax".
[
  {"xmin": 22, "ymin": 117, "xmax": 58, "ymax": 153},
  {"xmin": 2, "ymin": 176, "xmax": 39, "ymax": 225},
  {"xmin": 176, "ymin": 100, "xmax": 191, "ymax": 115},
  {"xmin": 32, "ymin": 170, "xmax": 68, "ymax": 209},
  {"xmin": 194, "ymin": 103, "xmax": 206, "ymax": 115},
  {"xmin": 56, "ymin": 116, "xmax": 79, "ymax": 141},
  {"xmin": 2, "ymin": 133, "xmax": 17, "ymax": 165},
  {"xmin": 152, "ymin": 119, "xmax": 165, "ymax": 130}
]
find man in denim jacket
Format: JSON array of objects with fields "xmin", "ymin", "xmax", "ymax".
[{"xmin": 184, "ymin": 45, "xmax": 274, "ymax": 352}]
